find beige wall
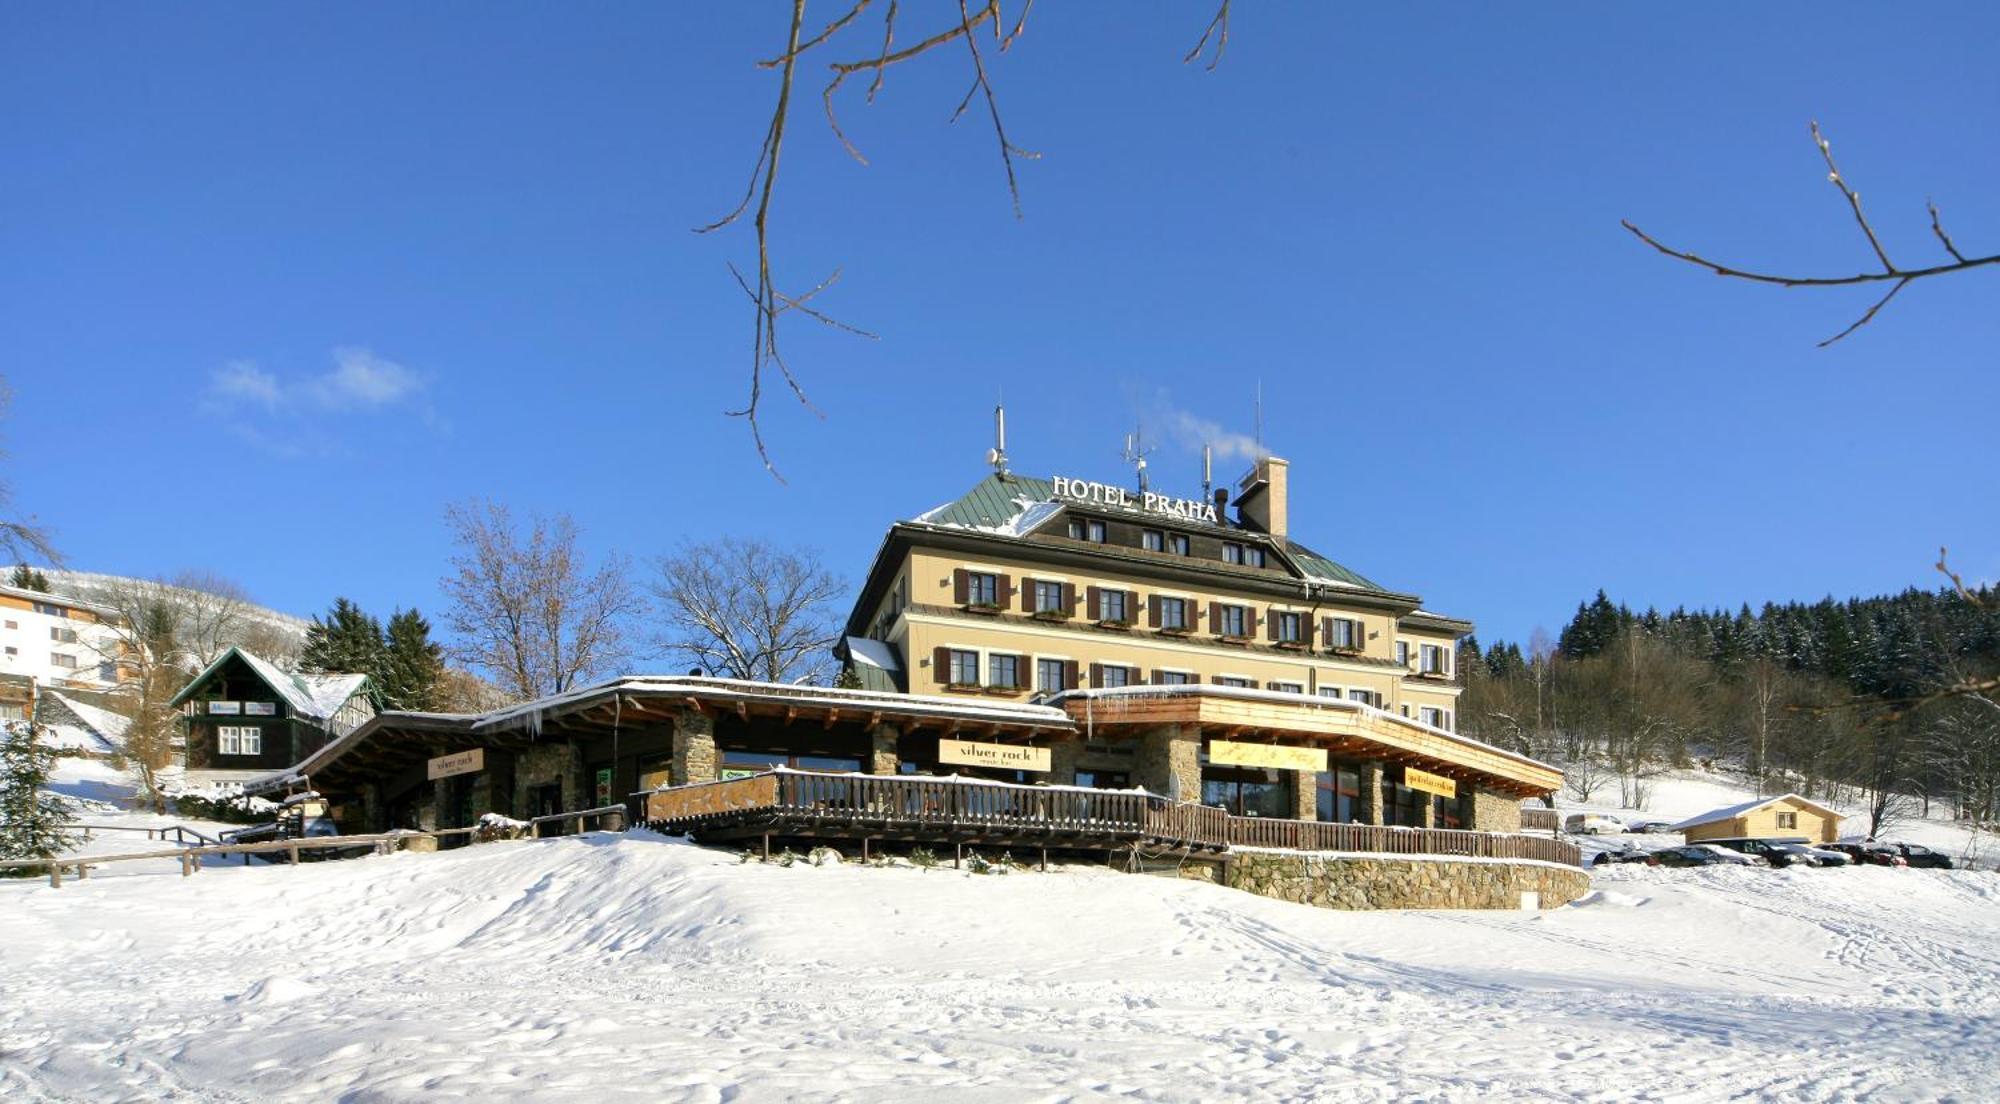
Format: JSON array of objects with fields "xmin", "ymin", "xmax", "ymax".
[{"xmin": 896, "ymin": 547, "xmax": 1463, "ymax": 723}]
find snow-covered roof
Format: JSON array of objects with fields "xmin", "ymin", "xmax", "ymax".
[
  {"xmin": 35, "ymin": 689, "xmax": 131, "ymax": 755},
  {"xmin": 171, "ymin": 646, "xmax": 369, "ymax": 721},
  {"xmin": 1670, "ymin": 793, "xmax": 1843, "ymax": 832},
  {"xmin": 843, "ymin": 636, "xmax": 901, "ymax": 672}
]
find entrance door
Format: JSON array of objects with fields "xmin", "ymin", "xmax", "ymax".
[{"xmin": 530, "ymin": 783, "xmax": 563, "ymax": 820}]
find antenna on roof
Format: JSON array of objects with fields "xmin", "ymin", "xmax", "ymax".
[
  {"xmin": 1201, "ymin": 444, "xmax": 1213, "ymax": 498},
  {"xmin": 1121, "ymin": 423, "xmax": 1155, "ymax": 494},
  {"xmin": 987, "ymin": 403, "xmax": 1009, "ymax": 474},
  {"xmin": 1254, "ymin": 379, "xmax": 1264, "ymax": 454}
]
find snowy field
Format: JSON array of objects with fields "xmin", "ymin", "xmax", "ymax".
[{"xmin": 5, "ymin": 823, "xmax": 1999, "ymax": 1102}]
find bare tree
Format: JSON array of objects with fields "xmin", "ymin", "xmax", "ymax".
[
  {"xmin": 0, "ymin": 377, "xmax": 60, "ymax": 568},
  {"xmin": 647, "ymin": 537, "xmax": 846, "ymax": 685},
  {"xmin": 439, "ymin": 500, "xmax": 639, "ymax": 701},
  {"xmin": 1624, "ymin": 122, "xmax": 1997, "ymax": 346},
  {"xmin": 706, "ymin": 1, "xmax": 1233, "ymax": 475},
  {"xmin": 86, "ymin": 575, "xmax": 249, "ymax": 811}
]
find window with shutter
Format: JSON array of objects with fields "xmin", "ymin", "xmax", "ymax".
[{"xmin": 952, "ymin": 569, "xmax": 970, "ymax": 605}]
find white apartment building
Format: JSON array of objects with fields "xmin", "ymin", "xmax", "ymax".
[{"xmin": 0, "ymin": 584, "xmax": 125, "ymax": 715}]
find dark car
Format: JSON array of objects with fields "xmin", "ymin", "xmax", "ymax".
[
  {"xmin": 1591, "ymin": 844, "xmax": 1660, "ymax": 867},
  {"xmin": 1651, "ymin": 845, "xmax": 1757, "ymax": 868},
  {"xmin": 1821, "ymin": 842, "xmax": 1907, "ymax": 868},
  {"xmin": 1702, "ymin": 837, "xmax": 1819, "ymax": 868},
  {"xmin": 1626, "ymin": 820, "xmax": 1677, "ymax": 834},
  {"xmin": 1888, "ymin": 842, "xmax": 1955, "ymax": 870}
]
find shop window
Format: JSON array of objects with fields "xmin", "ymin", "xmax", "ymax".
[
  {"xmin": 1203, "ymin": 766, "xmax": 1288, "ymax": 817},
  {"xmin": 1075, "ymin": 770, "xmax": 1131, "ymax": 790},
  {"xmin": 1316, "ymin": 767, "xmax": 1361, "ymax": 823},
  {"xmin": 722, "ymin": 751, "xmax": 862, "ymax": 776},
  {"xmin": 1434, "ymin": 792, "xmax": 1468, "ymax": 830},
  {"xmin": 948, "ymin": 649, "xmax": 980, "ymax": 686},
  {"xmin": 1383, "ymin": 780, "xmax": 1424, "ymax": 827}
]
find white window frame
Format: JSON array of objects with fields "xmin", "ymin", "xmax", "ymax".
[
  {"xmin": 1329, "ymin": 618, "xmax": 1361, "ymax": 650},
  {"xmin": 1032, "ymin": 579, "xmax": 1065, "ymax": 613},
  {"xmin": 988, "ymin": 652, "xmax": 1022, "ymax": 689},
  {"xmin": 1097, "ymin": 588, "xmax": 1131, "ymax": 623},
  {"xmin": 947, "ymin": 648, "xmax": 981, "ymax": 686},
  {"xmin": 217, "ymin": 725, "xmax": 262, "ymax": 756},
  {"xmin": 1035, "ymin": 655, "xmax": 1071, "ymax": 693},
  {"xmin": 1156, "ymin": 595, "xmax": 1190, "ymax": 631},
  {"xmin": 1274, "ymin": 611, "xmax": 1303, "ymax": 643}
]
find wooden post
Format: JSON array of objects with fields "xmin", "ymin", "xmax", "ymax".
[
  {"xmin": 77, "ymin": 863, "xmax": 89, "ymax": 880},
  {"xmin": 287, "ymin": 842, "xmax": 299, "ymax": 866},
  {"xmin": 761, "ymin": 832, "xmax": 771, "ymax": 862},
  {"xmin": 48, "ymin": 861, "xmax": 61, "ymax": 888},
  {"xmin": 181, "ymin": 852, "xmax": 193, "ymax": 878}
]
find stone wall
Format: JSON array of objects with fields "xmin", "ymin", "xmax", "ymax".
[
  {"xmin": 1135, "ymin": 724, "xmax": 1200, "ymax": 802},
  {"xmin": 1470, "ymin": 787, "xmax": 1522, "ymax": 833},
  {"xmin": 671, "ymin": 709, "xmax": 717, "ymax": 786},
  {"xmin": 1224, "ymin": 851, "xmax": 1589, "ymax": 911}
]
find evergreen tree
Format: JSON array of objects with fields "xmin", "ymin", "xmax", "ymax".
[
  {"xmin": 0, "ymin": 723, "xmax": 78, "ymax": 864},
  {"xmin": 301, "ymin": 597, "xmax": 385, "ymax": 676},
  {"xmin": 8, "ymin": 564, "xmax": 49, "ymax": 592},
  {"xmin": 378, "ymin": 608, "xmax": 446, "ymax": 711}
]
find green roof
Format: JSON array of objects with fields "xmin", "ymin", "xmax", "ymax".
[{"xmin": 912, "ymin": 472, "xmax": 1385, "ymax": 592}]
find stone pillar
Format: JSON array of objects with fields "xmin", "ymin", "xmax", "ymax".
[
  {"xmin": 1470, "ymin": 787, "xmax": 1522, "ymax": 833},
  {"xmin": 866, "ymin": 723, "xmax": 901, "ymax": 774},
  {"xmin": 361, "ymin": 782, "xmax": 385, "ymax": 834},
  {"xmin": 563, "ymin": 741, "xmax": 587, "ymax": 811},
  {"xmin": 1048, "ymin": 737, "xmax": 1082, "ymax": 786},
  {"xmin": 1418, "ymin": 793, "xmax": 1436, "ymax": 829},
  {"xmin": 1291, "ymin": 769, "xmax": 1319, "ymax": 822},
  {"xmin": 671, "ymin": 708, "xmax": 718, "ymax": 786},
  {"xmin": 1136, "ymin": 724, "xmax": 1201, "ymax": 802},
  {"xmin": 1358, "ymin": 761, "xmax": 1385, "ymax": 826}
]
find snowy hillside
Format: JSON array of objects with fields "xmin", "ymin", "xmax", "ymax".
[{"xmin": 4, "ymin": 827, "xmax": 1997, "ymax": 1100}]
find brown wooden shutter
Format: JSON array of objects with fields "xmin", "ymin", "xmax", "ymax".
[
  {"xmin": 1210, "ymin": 675, "xmax": 1227, "ymax": 685},
  {"xmin": 1147, "ymin": 594, "xmax": 1162, "ymax": 628},
  {"xmin": 1208, "ymin": 601, "xmax": 1222, "ymax": 633},
  {"xmin": 1088, "ymin": 662, "xmax": 1103, "ymax": 688},
  {"xmin": 1087, "ymin": 585, "xmax": 1102, "ymax": 620},
  {"xmin": 1246, "ymin": 679, "xmax": 1261, "ymax": 690},
  {"xmin": 1063, "ymin": 660, "xmax": 1079, "ymax": 690},
  {"xmin": 933, "ymin": 646, "xmax": 951, "ymax": 685},
  {"xmin": 1129, "ymin": 667, "xmax": 1144, "ymax": 685},
  {"xmin": 1248, "ymin": 607, "xmax": 1261, "ymax": 639},
  {"xmin": 1267, "ymin": 609, "xmax": 1280, "ymax": 641},
  {"xmin": 1020, "ymin": 576, "xmax": 1038, "ymax": 612},
  {"xmin": 999, "ymin": 574, "xmax": 1018, "ymax": 609},
  {"xmin": 1014, "ymin": 654, "xmax": 1031, "ymax": 688},
  {"xmin": 1065, "ymin": 583, "xmax": 1080, "ymax": 616},
  {"xmin": 952, "ymin": 569, "xmax": 969, "ymax": 605},
  {"xmin": 1321, "ymin": 617, "xmax": 1334, "ymax": 647}
]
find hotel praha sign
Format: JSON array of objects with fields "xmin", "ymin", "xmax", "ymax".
[
  {"xmin": 1207, "ymin": 740, "xmax": 1327, "ymax": 773},
  {"xmin": 938, "ymin": 739, "xmax": 1051, "ymax": 773},
  {"xmin": 1403, "ymin": 766, "xmax": 1457, "ymax": 798},
  {"xmin": 427, "ymin": 748, "xmax": 485, "ymax": 781},
  {"xmin": 1051, "ymin": 477, "xmax": 1220, "ymax": 525}
]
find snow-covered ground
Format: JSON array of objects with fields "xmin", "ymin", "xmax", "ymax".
[{"xmin": 5, "ymin": 826, "xmax": 1998, "ymax": 1101}]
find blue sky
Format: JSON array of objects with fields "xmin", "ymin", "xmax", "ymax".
[{"xmin": 3, "ymin": 3, "xmax": 1996, "ymax": 648}]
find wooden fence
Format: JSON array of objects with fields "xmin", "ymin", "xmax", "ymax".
[
  {"xmin": 3, "ymin": 805, "xmax": 630, "ymax": 889},
  {"xmin": 1520, "ymin": 807, "xmax": 1561, "ymax": 833},
  {"xmin": 1226, "ymin": 816, "xmax": 1579, "ymax": 865}
]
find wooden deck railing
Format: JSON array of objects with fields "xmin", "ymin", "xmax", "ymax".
[
  {"xmin": 643, "ymin": 772, "xmax": 1581, "ymax": 866},
  {"xmin": 1520, "ymin": 807, "xmax": 1560, "ymax": 833},
  {"xmin": 1226, "ymin": 816, "xmax": 1579, "ymax": 865},
  {"xmin": 76, "ymin": 822, "xmax": 222, "ymax": 848}
]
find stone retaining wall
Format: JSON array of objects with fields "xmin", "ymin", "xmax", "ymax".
[{"xmin": 1224, "ymin": 850, "xmax": 1589, "ymax": 911}]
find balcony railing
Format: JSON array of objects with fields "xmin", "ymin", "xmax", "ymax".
[{"xmin": 643, "ymin": 771, "xmax": 1580, "ymax": 866}]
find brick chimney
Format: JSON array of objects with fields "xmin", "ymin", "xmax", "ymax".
[{"xmin": 1235, "ymin": 455, "xmax": 1288, "ymax": 538}]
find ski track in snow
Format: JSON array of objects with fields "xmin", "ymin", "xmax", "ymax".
[{"xmin": 3, "ymin": 830, "xmax": 1998, "ymax": 1102}]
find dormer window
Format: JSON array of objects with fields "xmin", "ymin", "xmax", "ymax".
[
  {"xmin": 1169, "ymin": 533, "xmax": 1190, "ymax": 556},
  {"xmin": 1068, "ymin": 518, "xmax": 1107, "ymax": 543},
  {"xmin": 1222, "ymin": 542, "xmax": 1266, "ymax": 567},
  {"xmin": 1142, "ymin": 530, "xmax": 1164, "ymax": 552},
  {"xmin": 1223, "ymin": 542, "xmax": 1243, "ymax": 564}
]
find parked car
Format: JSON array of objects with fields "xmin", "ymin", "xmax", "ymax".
[
  {"xmin": 1821, "ymin": 842, "xmax": 1908, "ymax": 868},
  {"xmin": 1773, "ymin": 841, "xmax": 1850, "ymax": 867},
  {"xmin": 1888, "ymin": 842, "xmax": 1955, "ymax": 870},
  {"xmin": 1591, "ymin": 843, "xmax": 1659, "ymax": 867},
  {"xmin": 1651, "ymin": 844, "xmax": 1757, "ymax": 868},
  {"xmin": 1564, "ymin": 813, "xmax": 1630, "ymax": 835},
  {"xmin": 1626, "ymin": 820, "xmax": 1676, "ymax": 834},
  {"xmin": 1701, "ymin": 837, "xmax": 1821, "ymax": 868}
]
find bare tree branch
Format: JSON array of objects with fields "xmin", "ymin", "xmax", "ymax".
[
  {"xmin": 1622, "ymin": 121, "xmax": 2000, "ymax": 345},
  {"xmin": 1183, "ymin": 1, "xmax": 1231, "ymax": 71}
]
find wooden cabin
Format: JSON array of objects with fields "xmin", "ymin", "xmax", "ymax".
[
  {"xmin": 172, "ymin": 647, "xmax": 375, "ymax": 787},
  {"xmin": 1673, "ymin": 793, "xmax": 1844, "ymax": 845}
]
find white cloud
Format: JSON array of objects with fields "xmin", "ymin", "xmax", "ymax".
[
  {"xmin": 209, "ymin": 361, "xmax": 283, "ymax": 410},
  {"xmin": 309, "ymin": 347, "xmax": 422, "ymax": 409}
]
